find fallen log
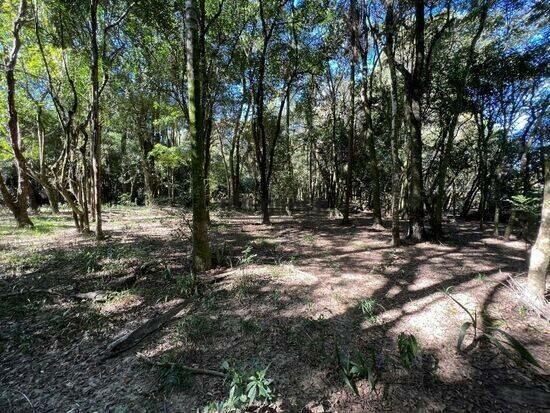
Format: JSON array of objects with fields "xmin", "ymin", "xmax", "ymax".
[
  {"xmin": 101, "ymin": 271, "xmax": 237, "ymax": 360},
  {"xmin": 104, "ymin": 300, "xmax": 191, "ymax": 358}
]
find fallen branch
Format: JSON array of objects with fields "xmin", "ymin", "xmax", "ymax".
[
  {"xmin": 104, "ymin": 300, "xmax": 191, "ymax": 358},
  {"xmin": 137, "ymin": 354, "xmax": 227, "ymax": 378}
]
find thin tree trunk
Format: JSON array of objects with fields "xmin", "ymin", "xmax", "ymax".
[
  {"xmin": 361, "ymin": 2, "xmax": 382, "ymax": 227},
  {"xmin": 90, "ymin": 0, "xmax": 103, "ymax": 240},
  {"xmin": 527, "ymin": 158, "xmax": 549, "ymax": 299},
  {"xmin": 384, "ymin": 0, "xmax": 401, "ymax": 246},
  {"xmin": 342, "ymin": 0, "xmax": 358, "ymax": 225},
  {"xmin": 186, "ymin": 0, "xmax": 211, "ymax": 272}
]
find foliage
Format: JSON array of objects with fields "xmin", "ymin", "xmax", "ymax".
[
  {"xmin": 202, "ymin": 361, "xmax": 276, "ymax": 412},
  {"xmin": 335, "ymin": 344, "xmax": 379, "ymax": 395},
  {"xmin": 506, "ymin": 194, "xmax": 540, "ymax": 217},
  {"xmin": 238, "ymin": 246, "xmax": 257, "ymax": 266},
  {"xmin": 397, "ymin": 333, "xmax": 419, "ymax": 369},
  {"xmin": 357, "ymin": 298, "xmax": 384, "ymax": 324},
  {"xmin": 176, "ymin": 314, "xmax": 215, "ymax": 343},
  {"xmin": 176, "ymin": 273, "xmax": 198, "ymax": 298},
  {"xmin": 444, "ymin": 289, "xmax": 541, "ymax": 368}
]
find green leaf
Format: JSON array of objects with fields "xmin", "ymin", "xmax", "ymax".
[
  {"xmin": 247, "ymin": 384, "xmax": 257, "ymax": 402},
  {"xmin": 490, "ymin": 328, "xmax": 541, "ymax": 368}
]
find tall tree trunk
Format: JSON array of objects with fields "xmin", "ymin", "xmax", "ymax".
[
  {"xmin": 342, "ymin": 0, "xmax": 358, "ymax": 225},
  {"xmin": 398, "ymin": 0, "xmax": 426, "ymax": 241},
  {"xmin": 186, "ymin": 0, "xmax": 211, "ymax": 272},
  {"xmin": 384, "ymin": 0, "xmax": 402, "ymax": 246},
  {"xmin": 90, "ymin": 0, "xmax": 103, "ymax": 239},
  {"xmin": 360, "ymin": 1, "xmax": 382, "ymax": 228},
  {"xmin": 527, "ymin": 158, "xmax": 549, "ymax": 299},
  {"xmin": 2, "ymin": 0, "xmax": 33, "ymax": 228}
]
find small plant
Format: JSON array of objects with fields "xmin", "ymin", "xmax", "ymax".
[
  {"xmin": 303, "ymin": 233, "xmax": 315, "ymax": 244},
  {"xmin": 336, "ymin": 344, "xmax": 379, "ymax": 395},
  {"xmin": 176, "ymin": 273, "xmax": 198, "ymax": 298},
  {"xmin": 476, "ymin": 272, "xmax": 487, "ymax": 282},
  {"xmin": 203, "ymin": 362, "xmax": 276, "ymax": 411},
  {"xmin": 517, "ymin": 305, "xmax": 528, "ymax": 317},
  {"xmin": 398, "ymin": 333, "xmax": 419, "ymax": 368},
  {"xmin": 245, "ymin": 366, "xmax": 276, "ymax": 404},
  {"xmin": 444, "ymin": 288, "xmax": 541, "ymax": 368},
  {"xmin": 270, "ymin": 290, "xmax": 282, "ymax": 307},
  {"xmin": 162, "ymin": 265, "xmax": 173, "ymax": 281},
  {"xmin": 212, "ymin": 242, "xmax": 231, "ymax": 267},
  {"xmin": 357, "ymin": 298, "xmax": 384, "ymax": 323},
  {"xmin": 238, "ymin": 246, "xmax": 257, "ymax": 266},
  {"xmin": 84, "ymin": 250, "xmax": 101, "ymax": 273}
]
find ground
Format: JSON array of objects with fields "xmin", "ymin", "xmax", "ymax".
[{"xmin": 0, "ymin": 206, "xmax": 548, "ymax": 412}]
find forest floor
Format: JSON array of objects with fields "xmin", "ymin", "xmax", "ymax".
[{"xmin": 0, "ymin": 205, "xmax": 549, "ymax": 412}]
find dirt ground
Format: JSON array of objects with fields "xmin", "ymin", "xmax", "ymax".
[{"xmin": 0, "ymin": 206, "xmax": 548, "ymax": 412}]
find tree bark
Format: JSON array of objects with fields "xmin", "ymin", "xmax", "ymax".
[
  {"xmin": 186, "ymin": 0, "xmax": 211, "ymax": 272},
  {"xmin": 2, "ymin": 0, "xmax": 33, "ymax": 228},
  {"xmin": 342, "ymin": 0, "xmax": 358, "ymax": 226},
  {"xmin": 527, "ymin": 159, "xmax": 549, "ymax": 299},
  {"xmin": 361, "ymin": 1, "xmax": 382, "ymax": 228},
  {"xmin": 90, "ymin": 0, "xmax": 103, "ymax": 239},
  {"xmin": 384, "ymin": 0, "xmax": 402, "ymax": 246}
]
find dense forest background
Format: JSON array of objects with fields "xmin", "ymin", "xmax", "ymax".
[{"xmin": 1, "ymin": 0, "xmax": 547, "ymax": 237}]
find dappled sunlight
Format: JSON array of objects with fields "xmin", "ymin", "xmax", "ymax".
[{"xmin": 1, "ymin": 207, "xmax": 548, "ymax": 412}]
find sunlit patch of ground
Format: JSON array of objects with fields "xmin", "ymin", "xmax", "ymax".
[{"xmin": 0, "ymin": 207, "xmax": 548, "ymax": 412}]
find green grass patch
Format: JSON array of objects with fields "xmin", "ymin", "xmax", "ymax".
[{"xmin": 0, "ymin": 215, "xmax": 73, "ymax": 237}]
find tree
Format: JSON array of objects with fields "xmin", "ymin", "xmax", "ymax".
[
  {"xmin": 527, "ymin": 158, "xmax": 549, "ymax": 300},
  {"xmin": 342, "ymin": 0, "xmax": 358, "ymax": 226},
  {"xmin": 0, "ymin": 0, "xmax": 34, "ymax": 228},
  {"xmin": 250, "ymin": 0, "xmax": 295, "ymax": 225},
  {"xmin": 383, "ymin": 0, "xmax": 402, "ymax": 246},
  {"xmin": 186, "ymin": 0, "xmax": 211, "ymax": 272}
]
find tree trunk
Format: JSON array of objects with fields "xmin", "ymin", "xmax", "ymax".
[
  {"xmin": 384, "ymin": 0, "xmax": 401, "ymax": 246},
  {"xmin": 527, "ymin": 159, "xmax": 549, "ymax": 299},
  {"xmin": 342, "ymin": 0, "xmax": 358, "ymax": 226},
  {"xmin": 260, "ymin": 170, "xmax": 270, "ymax": 224},
  {"xmin": 90, "ymin": 0, "xmax": 103, "ymax": 240},
  {"xmin": 406, "ymin": 93, "xmax": 425, "ymax": 240},
  {"xmin": 400, "ymin": 0, "xmax": 426, "ymax": 241},
  {"xmin": 360, "ymin": 2, "xmax": 382, "ymax": 228},
  {"xmin": 186, "ymin": 0, "xmax": 211, "ymax": 272},
  {"xmin": 2, "ymin": 0, "xmax": 33, "ymax": 228}
]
